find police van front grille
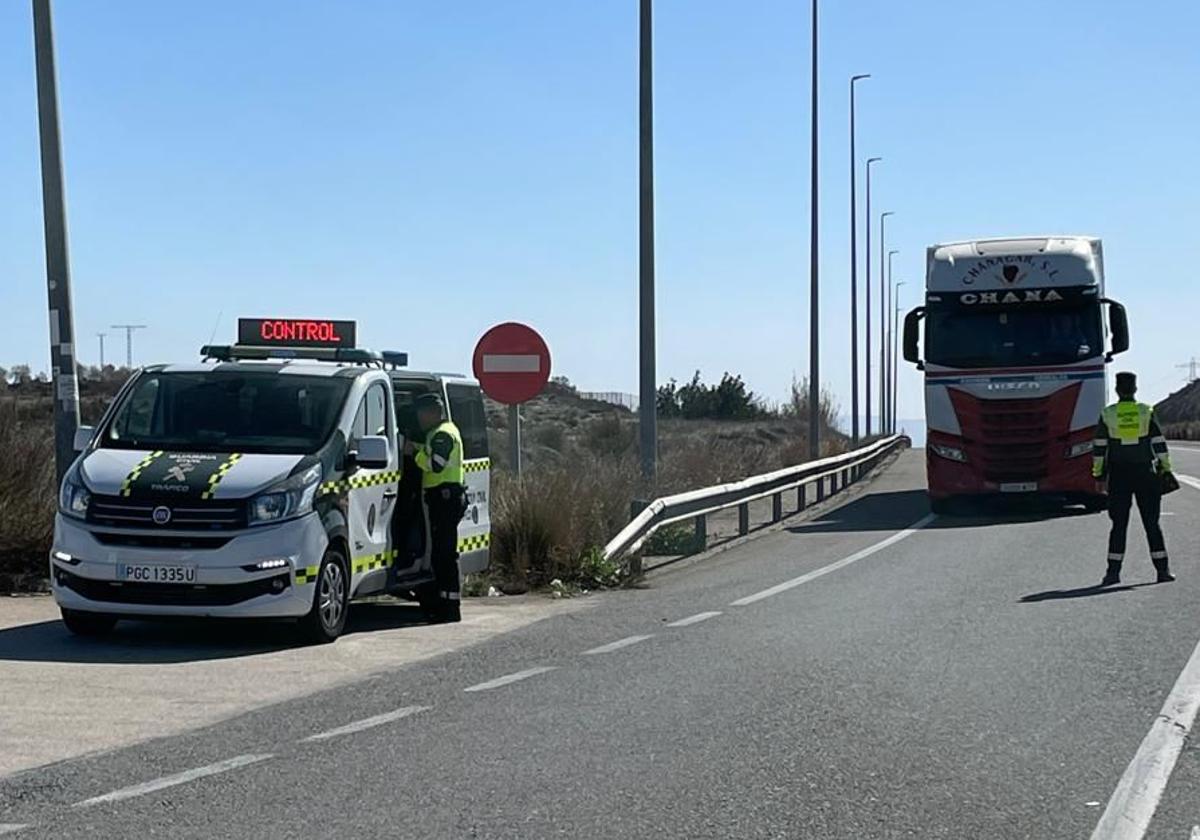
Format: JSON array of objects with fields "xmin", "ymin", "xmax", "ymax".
[
  {"xmin": 56, "ymin": 568, "xmax": 289, "ymax": 607},
  {"xmin": 88, "ymin": 496, "xmax": 246, "ymax": 531},
  {"xmin": 92, "ymin": 532, "xmax": 233, "ymax": 550}
]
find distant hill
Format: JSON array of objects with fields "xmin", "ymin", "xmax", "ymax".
[{"xmin": 1155, "ymin": 380, "xmax": 1200, "ymax": 440}]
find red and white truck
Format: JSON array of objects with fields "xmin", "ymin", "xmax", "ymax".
[{"xmin": 902, "ymin": 236, "xmax": 1130, "ymax": 513}]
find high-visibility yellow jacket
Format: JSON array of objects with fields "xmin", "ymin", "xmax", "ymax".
[
  {"xmin": 1092, "ymin": 400, "xmax": 1171, "ymax": 478},
  {"xmin": 413, "ymin": 420, "xmax": 464, "ymax": 489}
]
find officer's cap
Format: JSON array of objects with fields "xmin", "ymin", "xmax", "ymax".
[
  {"xmin": 415, "ymin": 392, "xmax": 445, "ymax": 412},
  {"xmin": 1115, "ymin": 371, "xmax": 1137, "ymax": 393}
]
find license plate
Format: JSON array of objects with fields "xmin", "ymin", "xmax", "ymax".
[
  {"xmin": 117, "ymin": 563, "xmax": 197, "ymax": 584},
  {"xmin": 999, "ymin": 482, "xmax": 1038, "ymax": 493}
]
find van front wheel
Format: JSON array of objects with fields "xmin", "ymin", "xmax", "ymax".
[{"xmin": 300, "ymin": 547, "xmax": 349, "ymax": 644}]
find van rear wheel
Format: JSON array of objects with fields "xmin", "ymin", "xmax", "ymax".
[
  {"xmin": 61, "ymin": 608, "xmax": 117, "ymax": 637},
  {"xmin": 299, "ymin": 547, "xmax": 349, "ymax": 644}
]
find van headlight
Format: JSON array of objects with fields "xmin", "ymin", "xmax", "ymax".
[
  {"xmin": 59, "ymin": 468, "xmax": 92, "ymax": 519},
  {"xmin": 930, "ymin": 443, "xmax": 968, "ymax": 463},
  {"xmin": 248, "ymin": 465, "xmax": 321, "ymax": 527}
]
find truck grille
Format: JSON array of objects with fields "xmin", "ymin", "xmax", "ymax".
[
  {"xmin": 88, "ymin": 495, "xmax": 247, "ymax": 531},
  {"xmin": 979, "ymin": 398, "xmax": 1050, "ymax": 482}
]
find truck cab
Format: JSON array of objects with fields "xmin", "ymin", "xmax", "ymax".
[{"xmin": 51, "ymin": 318, "xmax": 490, "ymax": 642}]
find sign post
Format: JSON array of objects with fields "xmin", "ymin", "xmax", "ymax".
[{"xmin": 472, "ymin": 323, "xmax": 551, "ymax": 477}]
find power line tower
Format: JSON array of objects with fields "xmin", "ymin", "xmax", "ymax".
[
  {"xmin": 111, "ymin": 324, "xmax": 146, "ymax": 368},
  {"xmin": 1177, "ymin": 357, "xmax": 1200, "ymax": 384},
  {"xmin": 96, "ymin": 332, "xmax": 106, "ymax": 368}
]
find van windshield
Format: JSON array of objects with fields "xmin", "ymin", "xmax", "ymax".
[{"xmin": 102, "ymin": 371, "xmax": 352, "ymax": 454}]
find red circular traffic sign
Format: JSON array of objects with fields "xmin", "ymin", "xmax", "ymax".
[{"xmin": 472, "ymin": 322, "xmax": 552, "ymax": 405}]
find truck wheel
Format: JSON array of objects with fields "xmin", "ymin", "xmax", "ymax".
[
  {"xmin": 61, "ymin": 608, "xmax": 117, "ymax": 637},
  {"xmin": 930, "ymin": 498, "xmax": 953, "ymax": 515},
  {"xmin": 300, "ymin": 547, "xmax": 349, "ymax": 644}
]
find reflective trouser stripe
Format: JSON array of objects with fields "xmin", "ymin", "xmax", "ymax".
[
  {"xmin": 1151, "ymin": 551, "xmax": 1169, "ymax": 560},
  {"xmin": 1108, "ymin": 553, "xmax": 1124, "ymax": 562},
  {"xmin": 440, "ymin": 591, "xmax": 461, "ymax": 601}
]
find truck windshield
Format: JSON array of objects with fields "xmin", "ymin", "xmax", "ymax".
[
  {"xmin": 102, "ymin": 371, "xmax": 352, "ymax": 454},
  {"xmin": 925, "ymin": 302, "xmax": 1102, "ymax": 369}
]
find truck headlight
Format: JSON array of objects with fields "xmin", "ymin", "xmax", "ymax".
[
  {"xmin": 930, "ymin": 443, "xmax": 968, "ymax": 463},
  {"xmin": 59, "ymin": 469, "xmax": 92, "ymax": 519},
  {"xmin": 1065, "ymin": 442, "xmax": 1093, "ymax": 458},
  {"xmin": 248, "ymin": 466, "xmax": 321, "ymax": 527}
]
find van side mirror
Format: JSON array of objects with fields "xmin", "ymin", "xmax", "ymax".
[
  {"xmin": 903, "ymin": 307, "xmax": 926, "ymax": 369},
  {"xmin": 350, "ymin": 435, "xmax": 390, "ymax": 470},
  {"xmin": 73, "ymin": 425, "xmax": 94, "ymax": 452},
  {"xmin": 1104, "ymin": 299, "xmax": 1129, "ymax": 358}
]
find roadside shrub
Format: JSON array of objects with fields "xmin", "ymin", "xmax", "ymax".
[
  {"xmin": 581, "ymin": 414, "xmax": 635, "ymax": 458},
  {"xmin": 643, "ymin": 522, "xmax": 704, "ymax": 556},
  {"xmin": 532, "ymin": 424, "xmax": 566, "ymax": 452},
  {"xmin": 0, "ymin": 402, "xmax": 56, "ymax": 589}
]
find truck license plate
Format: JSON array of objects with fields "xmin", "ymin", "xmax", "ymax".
[
  {"xmin": 117, "ymin": 563, "xmax": 197, "ymax": 584},
  {"xmin": 999, "ymin": 482, "xmax": 1037, "ymax": 493}
]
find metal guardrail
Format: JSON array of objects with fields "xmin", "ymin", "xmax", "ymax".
[{"xmin": 604, "ymin": 434, "xmax": 908, "ymax": 563}]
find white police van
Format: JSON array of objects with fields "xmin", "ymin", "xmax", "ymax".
[{"xmin": 51, "ymin": 318, "xmax": 491, "ymax": 642}]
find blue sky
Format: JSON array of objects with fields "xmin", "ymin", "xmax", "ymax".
[{"xmin": 2, "ymin": 1, "xmax": 1198, "ymax": 425}]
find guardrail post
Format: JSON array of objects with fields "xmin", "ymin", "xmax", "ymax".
[
  {"xmin": 772, "ymin": 492, "xmax": 782, "ymax": 523},
  {"xmin": 816, "ymin": 477, "xmax": 825, "ymax": 503},
  {"xmin": 738, "ymin": 503, "xmax": 749, "ymax": 535},
  {"xmin": 797, "ymin": 483, "xmax": 806, "ymax": 511},
  {"xmin": 694, "ymin": 514, "xmax": 707, "ymax": 551}
]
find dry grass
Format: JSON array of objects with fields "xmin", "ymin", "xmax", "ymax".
[{"xmin": 0, "ymin": 402, "xmax": 57, "ymax": 590}]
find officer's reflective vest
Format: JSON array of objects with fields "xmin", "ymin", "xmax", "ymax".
[
  {"xmin": 414, "ymin": 420, "xmax": 464, "ymax": 489},
  {"xmin": 1092, "ymin": 400, "xmax": 1171, "ymax": 477}
]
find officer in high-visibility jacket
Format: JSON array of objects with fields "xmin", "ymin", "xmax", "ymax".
[
  {"xmin": 1092, "ymin": 371, "xmax": 1174, "ymax": 586},
  {"xmin": 405, "ymin": 393, "xmax": 466, "ymax": 622}
]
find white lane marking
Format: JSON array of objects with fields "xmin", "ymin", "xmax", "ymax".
[
  {"xmin": 302, "ymin": 705, "xmax": 430, "ymax": 743},
  {"xmin": 1089, "ymin": 636, "xmax": 1200, "ymax": 839},
  {"xmin": 481, "ymin": 354, "xmax": 540, "ymax": 373},
  {"xmin": 1176, "ymin": 474, "xmax": 1200, "ymax": 491},
  {"xmin": 74, "ymin": 753, "xmax": 273, "ymax": 808},
  {"xmin": 0, "ymin": 826, "xmax": 29, "ymax": 836},
  {"xmin": 730, "ymin": 513, "xmax": 938, "ymax": 607},
  {"xmin": 582, "ymin": 634, "xmax": 655, "ymax": 655},
  {"xmin": 1190, "ymin": 826, "xmax": 1200, "ymax": 840},
  {"xmin": 667, "ymin": 611, "xmax": 722, "ymax": 628},
  {"xmin": 464, "ymin": 666, "xmax": 556, "ymax": 693}
]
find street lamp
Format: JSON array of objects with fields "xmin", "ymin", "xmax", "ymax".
[
  {"xmin": 892, "ymin": 281, "xmax": 906, "ymax": 434},
  {"xmin": 878, "ymin": 211, "xmax": 895, "ymax": 432},
  {"xmin": 848, "ymin": 74, "xmax": 870, "ymax": 445},
  {"xmin": 638, "ymin": 0, "xmax": 656, "ymax": 481},
  {"xmin": 864, "ymin": 159, "xmax": 882, "ymax": 437},
  {"xmin": 807, "ymin": 0, "xmax": 820, "ymax": 460},
  {"xmin": 885, "ymin": 249, "xmax": 899, "ymax": 433}
]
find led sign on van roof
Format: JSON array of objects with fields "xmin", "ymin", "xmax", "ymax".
[{"xmin": 237, "ymin": 318, "xmax": 356, "ymax": 349}]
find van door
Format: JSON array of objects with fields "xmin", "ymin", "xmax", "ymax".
[
  {"xmin": 390, "ymin": 377, "xmax": 438, "ymax": 580},
  {"xmin": 445, "ymin": 382, "xmax": 491, "ymax": 575},
  {"xmin": 347, "ymin": 380, "xmax": 397, "ymax": 595}
]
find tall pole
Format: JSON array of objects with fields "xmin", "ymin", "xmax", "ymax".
[
  {"xmin": 864, "ymin": 158, "xmax": 881, "ymax": 437},
  {"xmin": 879, "ymin": 211, "xmax": 894, "ymax": 432},
  {"xmin": 97, "ymin": 332, "xmax": 105, "ymax": 368},
  {"xmin": 848, "ymin": 74, "xmax": 869, "ymax": 445},
  {"xmin": 32, "ymin": 0, "xmax": 81, "ymax": 485},
  {"xmin": 807, "ymin": 0, "xmax": 820, "ymax": 460},
  {"xmin": 885, "ymin": 249, "xmax": 898, "ymax": 433},
  {"xmin": 892, "ymin": 281, "xmax": 906, "ymax": 434},
  {"xmin": 638, "ymin": 0, "xmax": 657, "ymax": 482},
  {"xmin": 112, "ymin": 325, "xmax": 147, "ymax": 369}
]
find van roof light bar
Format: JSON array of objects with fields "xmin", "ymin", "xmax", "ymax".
[{"xmin": 200, "ymin": 344, "xmax": 383, "ymax": 366}]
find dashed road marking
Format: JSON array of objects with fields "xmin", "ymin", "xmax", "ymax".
[
  {"xmin": 1189, "ymin": 826, "xmax": 1200, "ymax": 840},
  {"xmin": 74, "ymin": 754, "xmax": 273, "ymax": 808},
  {"xmin": 1089, "ymin": 634, "xmax": 1200, "ymax": 839},
  {"xmin": 667, "ymin": 611, "xmax": 722, "ymax": 628},
  {"xmin": 302, "ymin": 706, "xmax": 430, "ymax": 743},
  {"xmin": 0, "ymin": 826, "xmax": 28, "ymax": 836},
  {"xmin": 583, "ymin": 634, "xmax": 655, "ymax": 655},
  {"xmin": 730, "ymin": 513, "xmax": 938, "ymax": 606},
  {"xmin": 464, "ymin": 666, "xmax": 556, "ymax": 693}
]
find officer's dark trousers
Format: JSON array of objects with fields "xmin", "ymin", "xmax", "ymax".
[
  {"xmin": 1107, "ymin": 466, "xmax": 1167, "ymax": 563},
  {"xmin": 426, "ymin": 485, "xmax": 465, "ymax": 607}
]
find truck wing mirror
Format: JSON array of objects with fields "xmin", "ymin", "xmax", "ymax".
[
  {"xmin": 350, "ymin": 435, "xmax": 390, "ymax": 470},
  {"xmin": 903, "ymin": 307, "xmax": 926, "ymax": 369},
  {"xmin": 73, "ymin": 425, "xmax": 95, "ymax": 452},
  {"xmin": 1103, "ymin": 299, "xmax": 1129, "ymax": 358}
]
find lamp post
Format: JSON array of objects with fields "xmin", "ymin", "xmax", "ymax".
[
  {"xmin": 638, "ymin": 0, "xmax": 657, "ymax": 481},
  {"xmin": 848, "ymin": 74, "xmax": 870, "ymax": 445},
  {"xmin": 892, "ymin": 281, "xmax": 906, "ymax": 434},
  {"xmin": 864, "ymin": 158, "xmax": 882, "ymax": 436},
  {"xmin": 885, "ymin": 249, "xmax": 898, "ymax": 433},
  {"xmin": 878, "ymin": 211, "xmax": 894, "ymax": 432},
  {"xmin": 807, "ymin": 0, "xmax": 820, "ymax": 460}
]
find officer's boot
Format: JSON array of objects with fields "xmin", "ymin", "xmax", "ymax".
[
  {"xmin": 1153, "ymin": 558, "xmax": 1175, "ymax": 584},
  {"xmin": 1100, "ymin": 561, "xmax": 1122, "ymax": 587}
]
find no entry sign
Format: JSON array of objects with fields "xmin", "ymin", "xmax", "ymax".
[{"xmin": 472, "ymin": 322, "xmax": 551, "ymax": 405}]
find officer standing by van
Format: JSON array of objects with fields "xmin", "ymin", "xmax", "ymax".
[
  {"xmin": 1093, "ymin": 372, "xmax": 1175, "ymax": 586},
  {"xmin": 405, "ymin": 393, "xmax": 466, "ymax": 622}
]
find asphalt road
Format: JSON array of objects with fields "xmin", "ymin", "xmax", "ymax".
[{"xmin": 2, "ymin": 448, "xmax": 1199, "ymax": 839}]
